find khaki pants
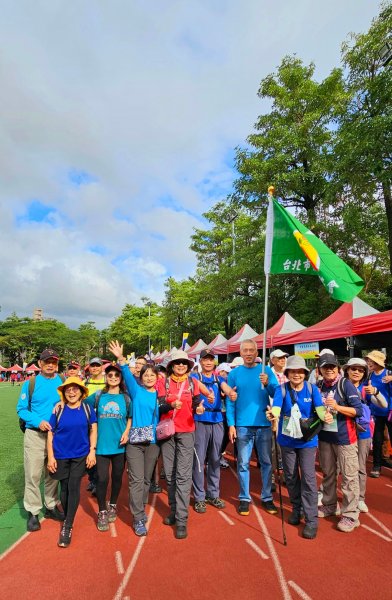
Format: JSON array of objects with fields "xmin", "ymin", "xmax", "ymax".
[
  {"xmin": 24, "ymin": 429, "xmax": 59, "ymax": 515},
  {"xmin": 358, "ymin": 438, "xmax": 371, "ymax": 503},
  {"xmin": 318, "ymin": 440, "xmax": 359, "ymax": 521}
]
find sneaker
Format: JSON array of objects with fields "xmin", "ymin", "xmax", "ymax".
[
  {"xmin": 337, "ymin": 516, "xmax": 360, "ymax": 533},
  {"xmin": 370, "ymin": 467, "xmax": 381, "ymax": 478},
  {"xmin": 58, "ymin": 524, "xmax": 73, "ymax": 547},
  {"xmin": 134, "ymin": 519, "xmax": 147, "ymax": 536},
  {"xmin": 194, "ymin": 500, "xmax": 207, "ymax": 513},
  {"xmin": 262, "ymin": 500, "xmax": 278, "ymax": 515},
  {"xmin": 97, "ymin": 510, "xmax": 109, "ymax": 531},
  {"xmin": 220, "ymin": 457, "xmax": 229, "ymax": 469},
  {"xmin": 206, "ymin": 497, "xmax": 225, "ymax": 509},
  {"xmin": 358, "ymin": 501, "xmax": 369, "ymax": 513},
  {"xmin": 288, "ymin": 512, "xmax": 301, "ymax": 526},
  {"xmin": 107, "ymin": 503, "xmax": 117, "ymax": 522},
  {"xmin": 175, "ymin": 525, "xmax": 188, "ymax": 539},
  {"xmin": 238, "ymin": 501, "xmax": 250, "ymax": 516},
  {"xmin": 45, "ymin": 506, "xmax": 65, "ymax": 522},
  {"xmin": 149, "ymin": 481, "xmax": 162, "ymax": 494},
  {"xmin": 27, "ymin": 513, "xmax": 41, "ymax": 532},
  {"xmin": 317, "ymin": 490, "xmax": 323, "ymax": 506},
  {"xmin": 318, "ymin": 504, "xmax": 341, "ymax": 518},
  {"xmin": 302, "ymin": 523, "xmax": 318, "ymax": 539},
  {"xmin": 163, "ymin": 513, "xmax": 176, "ymax": 526}
]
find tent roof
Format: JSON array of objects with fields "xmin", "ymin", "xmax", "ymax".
[
  {"xmin": 26, "ymin": 364, "xmax": 40, "ymax": 371},
  {"xmin": 214, "ymin": 324, "xmax": 259, "ymax": 354},
  {"xmin": 187, "ymin": 339, "xmax": 208, "ymax": 357},
  {"xmin": 8, "ymin": 364, "xmax": 23, "ymax": 371},
  {"xmin": 0, "ymin": 365, "xmax": 7, "ymax": 372},
  {"xmin": 352, "ymin": 308, "xmax": 392, "ymax": 336},
  {"xmin": 229, "ymin": 313, "xmax": 305, "ymax": 352},
  {"xmin": 274, "ymin": 298, "xmax": 378, "ymax": 346},
  {"xmin": 208, "ymin": 333, "xmax": 228, "ymax": 352}
]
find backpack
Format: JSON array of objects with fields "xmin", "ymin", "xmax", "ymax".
[
  {"xmin": 52, "ymin": 402, "xmax": 92, "ymax": 433},
  {"xmin": 19, "ymin": 374, "xmax": 66, "ymax": 433},
  {"xmin": 336, "ymin": 377, "xmax": 371, "ymax": 433},
  {"xmin": 281, "ymin": 382, "xmax": 322, "ymax": 441},
  {"xmin": 93, "ymin": 389, "xmax": 131, "ymax": 416},
  {"xmin": 165, "ymin": 376, "xmax": 196, "ymax": 398}
]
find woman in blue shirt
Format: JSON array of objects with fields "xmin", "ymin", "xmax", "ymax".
[
  {"xmin": 47, "ymin": 377, "xmax": 97, "ymax": 548},
  {"xmin": 267, "ymin": 355, "xmax": 331, "ymax": 540},
  {"xmin": 109, "ymin": 340, "xmax": 161, "ymax": 537},
  {"xmin": 86, "ymin": 364, "xmax": 131, "ymax": 532}
]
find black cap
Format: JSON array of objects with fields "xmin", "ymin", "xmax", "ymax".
[
  {"xmin": 40, "ymin": 349, "xmax": 59, "ymax": 361},
  {"xmin": 318, "ymin": 354, "xmax": 339, "ymax": 368},
  {"xmin": 200, "ymin": 349, "xmax": 215, "ymax": 359}
]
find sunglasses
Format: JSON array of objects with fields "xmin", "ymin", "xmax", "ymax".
[
  {"xmin": 349, "ymin": 367, "xmax": 365, "ymax": 373},
  {"xmin": 106, "ymin": 372, "xmax": 121, "ymax": 378},
  {"xmin": 173, "ymin": 360, "xmax": 188, "ymax": 366}
]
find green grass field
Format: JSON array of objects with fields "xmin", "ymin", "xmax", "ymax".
[{"xmin": 0, "ymin": 384, "xmax": 24, "ymax": 515}]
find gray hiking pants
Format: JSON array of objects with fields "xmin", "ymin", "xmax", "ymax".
[
  {"xmin": 126, "ymin": 443, "xmax": 160, "ymax": 522},
  {"xmin": 192, "ymin": 421, "xmax": 224, "ymax": 501},
  {"xmin": 161, "ymin": 431, "xmax": 195, "ymax": 525}
]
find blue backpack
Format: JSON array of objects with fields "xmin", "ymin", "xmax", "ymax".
[{"xmin": 337, "ymin": 378, "xmax": 371, "ymax": 433}]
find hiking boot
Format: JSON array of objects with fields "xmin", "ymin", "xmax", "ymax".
[
  {"xmin": 302, "ymin": 523, "xmax": 318, "ymax": 539},
  {"xmin": 194, "ymin": 500, "xmax": 207, "ymax": 513},
  {"xmin": 45, "ymin": 506, "xmax": 65, "ymax": 522},
  {"xmin": 370, "ymin": 467, "xmax": 380, "ymax": 478},
  {"xmin": 58, "ymin": 524, "xmax": 73, "ymax": 547},
  {"xmin": 358, "ymin": 501, "xmax": 369, "ymax": 513},
  {"xmin": 163, "ymin": 513, "xmax": 176, "ymax": 526},
  {"xmin": 206, "ymin": 497, "xmax": 225, "ymax": 509},
  {"xmin": 337, "ymin": 516, "xmax": 360, "ymax": 533},
  {"xmin": 149, "ymin": 481, "xmax": 162, "ymax": 494},
  {"xmin": 97, "ymin": 510, "xmax": 109, "ymax": 531},
  {"xmin": 27, "ymin": 513, "xmax": 41, "ymax": 532},
  {"xmin": 107, "ymin": 503, "xmax": 117, "ymax": 522},
  {"xmin": 288, "ymin": 512, "xmax": 301, "ymax": 526},
  {"xmin": 220, "ymin": 457, "xmax": 229, "ymax": 469},
  {"xmin": 238, "ymin": 501, "xmax": 250, "ymax": 516},
  {"xmin": 134, "ymin": 519, "xmax": 147, "ymax": 536},
  {"xmin": 262, "ymin": 500, "xmax": 278, "ymax": 515},
  {"xmin": 318, "ymin": 504, "xmax": 341, "ymax": 518},
  {"xmin": 175, "ymin": 525, "xmax": 188, "ymax": 539}
]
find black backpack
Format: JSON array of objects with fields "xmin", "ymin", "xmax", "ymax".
[
  {"xmin": 19, "ymin": 374, "xmax": 66, "ymax": 433},
  {"xmin": 93, "ymin": 389, "xmax": 131, "ymax": 416}
]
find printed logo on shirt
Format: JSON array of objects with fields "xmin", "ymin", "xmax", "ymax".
[
  {"xmin": 100, "ymin": 401, "xmax": 122, "ymax": 419},
  {"xmin": 303, "ymin": 396, "xmax": 312, "ymax": 402}
]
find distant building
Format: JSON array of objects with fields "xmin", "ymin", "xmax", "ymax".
[{"xmin": 33, "ymin": 308, "xmax": 43, "ymax": 321}]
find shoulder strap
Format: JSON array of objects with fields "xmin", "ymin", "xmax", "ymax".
[
  {"xmin": 122, "ymin": 392, "xmax": 131, "ymax": 414},
  {"xmin": 94, "ymin": 389, "xmax": 103, "ymax": 411},
  {"xmin": 53, "ymin": 405, "xmax": 65, "ymax": 433},
  {"xmin": 28, "ymin": 376, "xmax": 36, "ymax": 410},
  {"xmin": 188, "ymin": 376, "xmax": 195, "ymax": 397},
  {"xmin": 337, "ymin": 377, "xmax": 346, "ymax": 402},
  {"xmin": 280, "ymin": 383, "xmax": 287, "ymax": 401},
  {"xmin": 82, "ymin": 402, "xmax": 92, "ymax": 426},
  {"xmin": 59, "ymin": 374, "xmax": 66, "ymax": 383}
]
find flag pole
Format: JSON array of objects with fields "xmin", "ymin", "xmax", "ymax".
[{"xmin": 261, "ymin": 185, "xmax": 275, "ymax": 374}]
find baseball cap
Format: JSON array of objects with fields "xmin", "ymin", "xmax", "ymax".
[
  {"xmin": 200, "ymin": 349, "xmax": 215, "ymax": 359},
  {"xmin": 40, "ymin": 349, "xmax": 59, "ymax": 361},
  {"xmin": 270, "ymin": 349, "xmax": 289, "ymax": 360},
  {"xmin": 230, "ymin": 356, "xmax": 244, "ymax": 367},
  {"xmin": 89, "ymin": 357, "xmax": 103, "ymax": 366},
  {"xmin": 315, "ymin": 348, "xmax": 334, "ymax": 358},
  {"xmin": 318, "ymin": 353, "xmax": 339, "ymax": 368},
  {"xmin": 68, "ymin": 361, "xmax": 80, "ymax": 369}
]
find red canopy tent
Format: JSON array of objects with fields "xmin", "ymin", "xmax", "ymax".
[
  {"xmin": 7, "ymin": 364, "xmax": 23, "ymax": 372},
  {"xmin": 229, "ymin": 313, "xmax": 305, "ymax": 353},
  {"xmin": 0, "ymin": 365, "xmax": 7, "ymax": 372},
  {"xmin": 352, "ymin": 309, "xmax": 392, "ymax": 336},
  {"xmin": 214, "ymin": 324, "xmax": 259, "ymax": 355},
  {"xmin": 26, "ymin": 364, "xmax": 40, "ymax": 372},
  {"xmin": 273, "ymin": 298, "xmax": 378, "ymax": 347},
  {"xmin": 187, "ymin": 339, "xmax": 208, "ymax": 359},
  {"xmin": 208, "ymin": 333, "xmax": 228, "ymax": 353}
]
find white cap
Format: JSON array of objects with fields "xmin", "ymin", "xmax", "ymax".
[
  {"xmin": 216, "ymin": 362, "xmax": 231, "ymax": 374},
  {"xmin": 316, "ymin": 348, "xmax": 334, "ymax": 358},
  {"xmin": 230, "ymin": 357, "xmax": 244, "ymax": 367},
  {"xmin": 270, "ymin": 349, "xmax": 289, "ymax": 360}
]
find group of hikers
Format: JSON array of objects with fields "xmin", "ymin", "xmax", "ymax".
[{"xmin": 16, "ymin": 340, "xmax": 392, "ymax": 548}]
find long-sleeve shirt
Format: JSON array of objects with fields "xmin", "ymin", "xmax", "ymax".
[
  {"xmin": 369, "ymin": 369, "xmax": 391, "ymax": 417},
  {"xmin": 318, "ymin": 378, "xmax": 363, "ymax": 446},
  {"xmin": 120, "ymin": 365, "xmax": 160, "ymax": 443},
  {"xmin": 16, "ymin": 374, "xmax": 63, "ymax": 430},
  {"xmin": 226, "ymin": 364, "xmax": 278, "ymax": 427}
]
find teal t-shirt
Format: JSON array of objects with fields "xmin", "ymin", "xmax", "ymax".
[{"xmin": 86, "ymin": 391, "xmax": 130, "ymax": 455}]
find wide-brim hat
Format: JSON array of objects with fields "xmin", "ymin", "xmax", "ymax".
[
  {"xmin": 166, "ymin": 350, "xmax": 194, "ymax": 370},
  {"xmin": 342, "ymin": 358, "xmax": 369, "ymax": 378},
  {"xmin": 57, "ymin": 377, "xmax": 89, "ymax": 401},
  {"xmin": 365, "ymin": 350, "xmax": 386, "ymax": 368},
  {"xmin": 284, "ymin": 355, "xmax": 310, "ymax": 374}
]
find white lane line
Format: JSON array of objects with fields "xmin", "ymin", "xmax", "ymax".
[
  {"xmin": 288, "ymin": 580, "xmax": 313, "ymax": 600},
  {"xmin": 218, "ymin": 511, "xmax": 235, "ymax": 526},
  {"xmin": 0, "ymin": 531, "xmax": 31, "ymax": 562},
  {"xmin": 115, "ymin": 551, "xmax": 125, "ymax": 575},
  {"xmin": 315, "ymin": 472, "xmax": 323, "ymax": 479},
  {"xmin": 361, "ymin": 524, "xmax": 392, "ymax": 542},
  {"xmin": 123, "ymin": 596, "xmax": 130, "ymax": 600},
  {"xmin": 110, "ymin": 523, "xmax": 118, "ymax": 538},
  {"xmin": 385, "ymin": 484, "xmax": 392, "ymax": 488},
  {"xmin": 245, "ymin": 538, "xmax": 269, "ymax": 559},
  {"xmin": 365, "ymin": 513, "xmax": 392, "ymax": 537},
  {"xmin": 112, "ymin": 496, "xmax": 156, "ymax": 600},
  {"xmin": 228, "ymin": 466, "xmax": 292, "ymax": 600}
]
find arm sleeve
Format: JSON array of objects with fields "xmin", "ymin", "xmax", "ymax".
[
  {"xmin": 266, "ymin": 366, "xmax": 278, "ymax": 397},
  {"xmin": 120, "ymin": 364, "xmax": 139, "ymax": 399},
  {"xmin": 16, "ymin": 381, "xmax": 35, "ymax": 427},
  {"xmin": 271, "ymin": 384, "xmax": 283, "ymax": 417},
  {"xmin": 84, "ymin": 393, "xmax": 96, "ymax": 410},
  {"xmin": 344, "ymin": 380, "xmax": 363, "ymax": 416},
  {"xmin": 226, "ymin": 372, "xmax": 236, "ymax": 426}
]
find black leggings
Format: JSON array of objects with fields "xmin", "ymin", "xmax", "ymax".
[
  {"xmin": 96, "ymin": 453, "xmax": 125, "ymax": 511},
  {"xmin": 58, "ymin": 457, "xmax": 86, "ymax": 527}
]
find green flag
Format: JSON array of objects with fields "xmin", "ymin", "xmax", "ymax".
[{"xmin": 264, "ymin": 198, "xmax": 364, "ymax": 302}]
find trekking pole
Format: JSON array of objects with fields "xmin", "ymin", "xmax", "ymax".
[{"xmin": 272, "ymin": 419, "xmax": 287, "ymax": 546}]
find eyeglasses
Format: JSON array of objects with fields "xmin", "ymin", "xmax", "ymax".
[
  {"xmin": 173, "ymin": 360, "xmax": 188, "ymax": 366},
  {"xmin": 106, "ymin": 372, "xmax": 120, "ymax": 379},
  {"xmin": 349, "ymin": 367, "xmax": 365, "ymax": 373}
]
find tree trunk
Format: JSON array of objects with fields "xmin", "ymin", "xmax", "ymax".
[{"xmin": 382, "ymin": 181, "xmax": 392, "ymax": 275}]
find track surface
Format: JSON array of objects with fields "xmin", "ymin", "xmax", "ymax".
[{"xmin": 1, "ymin": 454, "xmax": 391, "ymax": 600}]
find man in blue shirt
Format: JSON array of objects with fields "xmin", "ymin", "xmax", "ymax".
[
  {"xmin": 16, "ymin": 349, "xmax": 65, "ymax": 532},
  {"xmin": 226, "ymin": 339, "xmax": 278, "ymax": 516}
]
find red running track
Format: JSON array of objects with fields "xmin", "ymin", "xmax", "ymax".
[{"xmin": 1, "ymin": 455, "xmax": 391, "ymax": 600}]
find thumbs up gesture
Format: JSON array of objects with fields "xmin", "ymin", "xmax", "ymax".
[
  {"xmin": 229, "ymin": 386, "xmax": 237, "ymax": 401},
  {"xmin": 196, "ymin": 399, "xmax": 205, "ymax": 415}
]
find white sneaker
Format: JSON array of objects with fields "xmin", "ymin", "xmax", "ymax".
[{"xmin": 358, "ymin": 501, "xmax": 369, "ymax": 513}]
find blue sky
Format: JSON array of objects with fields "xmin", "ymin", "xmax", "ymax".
[{"xmin": 0, "ymin": 0, "xmax": 380, "ymax": 328}]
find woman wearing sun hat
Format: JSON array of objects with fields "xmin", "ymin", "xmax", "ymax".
[
  {"xmin": 158, "ymin": 349, "xmax": 204, "ymax": 539},
  {"xmin": 364, "ymin": 350, "xmax": 392, "ymax": 478},
  {"xmin": 47, "ymin": 377, "xmax": 97, "ymax": 548},
  {"xmin": 267, "ymin": 355, "xmax": 332, "ymax": 539}
]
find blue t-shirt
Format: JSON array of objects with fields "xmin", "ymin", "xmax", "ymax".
[
  {"xmin": 191, "ymin": 373, "xmax": 224, "ymax": 424},
  {"xmin": 369, "ymin": 369, "xmax": 391, "ymax": 417},
  {"xmin": 49, "ymin": 404, "xmax": 97, "ymax": 459},
  {"xmin": 272, "ymin": 382, "xmax": 323, "ymax": 448},
  {"xmin": 120, "ymin": 365, "xmax": 159, "ymax": 443},
  {"xmin": 85, "ymin": 392, "xmax": 130, "ymax": 455},
  {"xmin": 17, "ymin": 374, "xmax": 63, "ymax": 429},
  {"xmin": 226, "ymin": 365, "xmax": 278, "ymax": 427}
]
